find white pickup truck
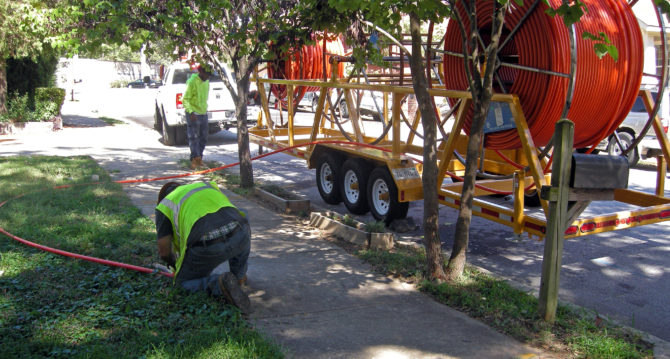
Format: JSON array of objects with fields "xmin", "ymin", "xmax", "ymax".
[{"xmin": 153, "ymin": 62, "xmax": 259, "ymax": 145}]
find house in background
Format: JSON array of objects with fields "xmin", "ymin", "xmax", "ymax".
[{"xmin": 634, "ymin": 0, "xmax": 670, "ymax": 122}]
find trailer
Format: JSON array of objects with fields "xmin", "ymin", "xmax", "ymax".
[{"xmin": 246, "ymin": 1, "xmax": 670, "ymax": 240}]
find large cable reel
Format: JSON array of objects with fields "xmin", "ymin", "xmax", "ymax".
[{"xmin": 441, "ymin": 0, "xmax": 649, "ymax": 154}]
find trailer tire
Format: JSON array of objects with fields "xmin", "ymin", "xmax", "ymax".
[
  {"xmin": 340, "ymin": 158, "xmax": 370, "ymax": 214},
  {"xmin": 368, "ymin": 167, "xmax": 409, "ymax": 223},
  {"xmin": 316, "ymin": 153, "xmax": 343, "ymax": 204}
]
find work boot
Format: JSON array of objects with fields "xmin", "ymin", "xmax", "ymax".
[
  {"xmin": 218, "ymin": 272, "xmax": 251, "ymax": 314},
  {"xmin": 196, "ymin": 156, "xmax": 205, "ymax": 168},
  {"xmin": 237, "ymin": 274, "xmax": 248, "ymax": 286},
  {"xmin": 190, "ymin": 158, "xmax": 199, "ymax": 170}
]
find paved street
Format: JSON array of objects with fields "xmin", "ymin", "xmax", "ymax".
[{"xmin": 82, "ymin": 87, "xmax": 670, "ymax": 342}]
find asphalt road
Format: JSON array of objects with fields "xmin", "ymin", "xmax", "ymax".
[{"xmin": 116, "ymin": 87, "xmax": 670, "ymax": 341}]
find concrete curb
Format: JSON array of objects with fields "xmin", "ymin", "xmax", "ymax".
[
  {"xmin": 0, "ymin": 119, "xmax": 62, "ymax": 135},
  {"xmin": 309, "ymin": 211, "xmax": 395, "ymax": 250},
  {"xmin": 254, "ymin": 187, "xmax": 310, "ymax": 214}
]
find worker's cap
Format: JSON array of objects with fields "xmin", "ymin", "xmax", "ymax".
[{"xmin": 197, "ymin": 64, "xmax": 213, "ymax": 74}]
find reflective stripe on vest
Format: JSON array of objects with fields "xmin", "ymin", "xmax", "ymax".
[{"xmin": 160, "ymin": 184, "xmax": 212, "ymax": 242}]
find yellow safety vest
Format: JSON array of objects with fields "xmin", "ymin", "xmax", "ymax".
[{"xmin": 156, "ymin": 181, "xmax": 238, "ymax": 276}]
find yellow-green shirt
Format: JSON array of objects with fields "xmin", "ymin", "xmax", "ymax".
[{"xmin": 183, "ymin": 74, "xmax": 209, "ymax": 115}]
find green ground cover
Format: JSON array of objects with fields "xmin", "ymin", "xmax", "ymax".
[
  {"xmin": 0, "ymin": 156, "xmax": 282, "ymax": 359},
  {"xmin": 356, "ymin": 246, "xmax": 653, "ymax": 359}
]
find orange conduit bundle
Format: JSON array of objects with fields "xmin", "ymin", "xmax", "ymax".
[
  {"xmin": 442, "ymin": 0, "xmax": 643, "ymax": 150},
  {"xmin": 268, "ymin": 33, "xmax": 345, "ymax": 107}
]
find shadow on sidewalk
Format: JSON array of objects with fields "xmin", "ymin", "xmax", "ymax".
[{"xmin": 62, "ymin": 114, "xmax": 110, "ymax": 128}]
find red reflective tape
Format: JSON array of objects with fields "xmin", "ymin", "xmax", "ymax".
[
  {"xmin": 595, "ymin": 219, "xmax": 617, "ymax": 229},
  {"xmin": 481, "ymin": 208, "xmax": 499, "ymax": 218},
  {"xmin": 641, "ymin": 213, "xmax": 660, "ymax": 221},
  {"xmin": 661, "ymin": 210, "xmax": 670, "ymax": 219},
  {"xmin": 401, "ymin": 190, "xmax": 405, "ymax": 201},
  {"xmin": 525, "ymin": 222, "xmax": 546, "ymax": 234}
]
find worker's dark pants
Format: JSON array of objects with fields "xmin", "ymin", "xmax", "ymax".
[
  {"xmin": 186, "ymin": 112, "xmax": 208, "ymax": 160},
  {"xmin": 176, "ymin": 220, "xmax": 251, "ymax": 295}
]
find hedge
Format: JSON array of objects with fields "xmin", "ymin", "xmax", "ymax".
[{"xmin": 0, "ymin": 87, "xmax": 65, "ymax": 123}]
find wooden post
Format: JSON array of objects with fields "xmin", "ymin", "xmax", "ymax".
[{"xmin": 538, "ymin": 118, "xmax": 574, "ymax": 322}]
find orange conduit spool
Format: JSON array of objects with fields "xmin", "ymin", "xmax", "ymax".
[
  {"xmin": 268, "ymin": 33, "xmax": 345, "ymax": 108},
  {"xmin": 442, "ymin": 0, "xmax": 643, "ymax": 150}
]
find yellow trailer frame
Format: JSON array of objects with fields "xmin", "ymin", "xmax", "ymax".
[{"xmin": 248, "ymin": 70, "xmax": 670, "ymax": 240}]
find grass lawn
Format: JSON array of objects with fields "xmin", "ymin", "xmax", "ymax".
[
  {"xmin": 355, "ymin": 246, "xmax": 653, "ymax": 358},
  {"xmin": 0, "ymin": 156, "xmax": 282, "ymax": 359}
]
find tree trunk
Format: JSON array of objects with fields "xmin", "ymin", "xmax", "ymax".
[
  {"xmin": 408, "ymin": 12, "xmax": 447, "ymax": 282},
  {"xmin": 445, "ymin": 0, "xmax": 508, "ymax": 281},
  {"xmin": 235, "ymin": 71, "xmax": 254, "ymax": 189},
  {"xmin": 0, "ymin": 58, "xmax": 7, "ymax": 115},
  {"xmin": 445, "ymin": 101, "xmax": 488, "ymax": 281}
]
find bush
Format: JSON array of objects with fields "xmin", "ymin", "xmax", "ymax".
[
  {"xmin": 0, "ymin": 92, "xmax": 34, "ymax": 123},
  {"xmin": 0, "ymin": 87, "xmax": 65, "ymax": 123},
  {"xmin": 7, "ymin": 49, "xmax": 58, "ymax": 96},
  {"xmin": 35, "ymin": 87, "xmax": 65, "ymax": 118},
  {"xmin": 110, "ymin": 79, "xmax": 129, "ymax": 88},
  {"xmin": 364, "ymin": 221, "xmax": 386, "ymax": 233}
]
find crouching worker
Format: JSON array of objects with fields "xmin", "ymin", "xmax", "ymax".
[{"xmin": 155, "ymin": 181, "xmax": 251, "ymax": 313}]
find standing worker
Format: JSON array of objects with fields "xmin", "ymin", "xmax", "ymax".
[
  {"xmin": 183, "ymin": 64, "xmax": 211, "ymax": 170},
  {"xmin": 155, "ymin": 181, "xmax": 251, "ymax": 313}
]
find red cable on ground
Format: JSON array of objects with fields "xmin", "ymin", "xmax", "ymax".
[
  {"xmin": 0, "ymin": 226, "xmax": 173, "ymax": 278},
  {"xmin": 442, "ymin": 0, "xmax": 643, "ymax": 150},
  {"xmin": 0, "ymin": 140, "xmax": 410, "ymax": 278}
]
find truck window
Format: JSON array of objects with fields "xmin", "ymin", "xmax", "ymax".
[
  {"xmin": 172, "ymin": 69, "xmax": 224, "ymax": 84},
  {"xmin": 630, "ymin": 92, "xmax": 657, "ymax": 113},
  {"xmin": 172, "ymin": 69, "xmax": 193, "ymax": 84}
]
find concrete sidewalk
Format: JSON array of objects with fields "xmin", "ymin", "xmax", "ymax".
[{"xmin": 1, "ymin": 110, "xmax": 550, "ymax": 358}]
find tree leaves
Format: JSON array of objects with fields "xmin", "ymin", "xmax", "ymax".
[
  {"xmin": 544, "ymin": 0, "xmax": 587, "ymax": 27},
  {"xmin": 582, "ymin": 31, "xmax": 619, "ymax": 61}
]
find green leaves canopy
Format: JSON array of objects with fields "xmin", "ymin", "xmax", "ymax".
[{"xmin": 0, "ymin": 0, "xmax": 50, "ymax": 60}]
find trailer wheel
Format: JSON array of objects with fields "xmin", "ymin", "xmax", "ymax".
[
  {"xmin": 316, "ymin": 153, "xmax": 343, "ymax": 204},
  {"xmin": 368, "ymin": 167, "xmax": 409, "ymax": 223},
  {"xmin": 340, "ymin": 158, "xmax": 370, "ymax": 214}
]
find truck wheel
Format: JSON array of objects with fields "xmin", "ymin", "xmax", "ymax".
[
  {"xmin": 175, "ymin": 125, "xmax": 188, "ymax": 146},
  {"xmin": 339, "ymin": 100, "xmax": 349, "ymax": 118},
  {"xmin": 524, "ymin": 189, "xmax": 541, "ymax": 208},
  {"xmin": 154, "ymin": 105, "xmax": 163, "ymax": 132},
  {"xmin": 368, "ymin": 167, "xmax": 409, "ymax": 223},
  {"xmin": 340, "ymin": 158, "xmax": 370, "ymax": 214},
  {"xmin": 162, "ymin": 113, "xmax": 177, "ymax": 146},
  {"xmin": 607, "ymin": 131, "xmax": 639, "ymax": 167},
  {"xmin": 311, "ymin": 97, "xmax": 318, "ymax": 113},
  {"xmin": 316, "ymin": 153, "xmax": 343, "ymax": 204}
]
